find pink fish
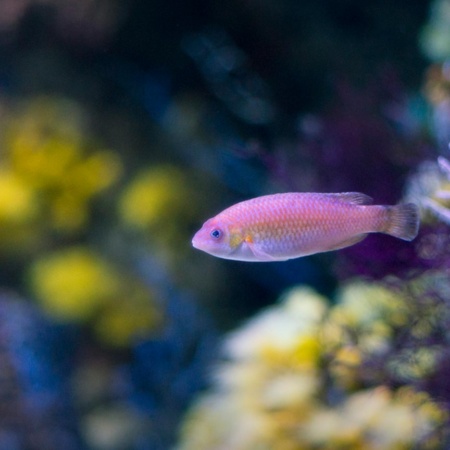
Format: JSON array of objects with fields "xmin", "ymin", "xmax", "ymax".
[{"xmin": 192, "ymin": 192, "xmax": 419, "ymax": 262}]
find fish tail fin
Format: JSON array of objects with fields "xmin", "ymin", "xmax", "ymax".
[{"xmin": 384, "ymin": 203, "xmax": 420, "ymax": 241}]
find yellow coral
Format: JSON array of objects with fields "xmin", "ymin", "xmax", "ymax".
[
  {"xmin": 330, "ymin": 345, "xmax": 362, "ymax": 389},
  {"xmin": 388, "ymin": 346, "xmax": 440, "ymax": 381},
  {"xmin": 176, "ymin": 283, "xmax": 447, "ymax": 450},
  {"xmin": 28, "ymin": 247, "xmax": 121, "ymax": 322},
  {"xmin": 333, "ymin": 282, "xmax": 409, "ymax": 329},
  {"xmin": 301, "ymin": 386, "xmax": 445, "ymax": 449},
  {"xmin": 224, "ymin": 286, "xmax": 327, "ymax": 361},
  {"xmin": 329, "ymin": 281, "xmax": 410, "ymax": 357}
]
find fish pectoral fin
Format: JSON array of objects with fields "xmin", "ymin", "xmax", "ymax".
[
  {"xmin": 245, "ymin": 237, "xmax": 277, "ymax": 262},
  {"xmin": 325, "ymin": 234, "xmax": 368, "ymax": 252}
]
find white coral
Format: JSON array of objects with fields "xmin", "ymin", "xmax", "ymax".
[{"xmin": 405, "ymin": 156, "xmax": 450, "ymax": 223}]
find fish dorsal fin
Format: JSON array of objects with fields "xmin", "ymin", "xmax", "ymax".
[{"xmin": 325, "ymin": 192, "xmax": 373, "ymax": 205}]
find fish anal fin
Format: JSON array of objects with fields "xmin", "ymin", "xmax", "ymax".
[
  {"xmin": 325, "ymin": 234, "xmax": 368, "ymax": 252},
  {"xmin": 326, "ymin": 192, "xmax": 373, "ymax": 205}
]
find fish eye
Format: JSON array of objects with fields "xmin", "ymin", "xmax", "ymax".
[{"xmin": 210, "ymin": 229, "xmax": 222, "ymax": 239}]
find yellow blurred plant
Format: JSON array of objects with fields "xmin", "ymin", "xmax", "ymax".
[
  {"xmin": 0, "ymin": 95, "xmax": 121, "ymax": 254},
  {"xmin": 117, "ymin": 162, "xmax": 224, "ymax": 298},
  {"xmin": 118, "ymin": 164, "xmax": 205, "ymax": 251},
  {"xmin": 28, "ymin": 246, "xmax": 162, "ymax": 348}
]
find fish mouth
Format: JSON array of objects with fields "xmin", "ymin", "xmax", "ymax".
[{"xmin": 191, "ymin": 232, "xmax": 201, "ymax": 249}]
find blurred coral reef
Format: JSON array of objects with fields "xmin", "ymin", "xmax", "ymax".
[
  {"xmin": 0, "ymin": 0, "xmax": 450, "ymax": 449},
  {"xmin": 0, "ymin": 96, "xmax": 121, "ymax": 256},
  {"xmin": 0, "ymin": 292, "xmax": 81, "ymax": 449},
  {"xmin": 176, "ymin": 282, "xmax": 450, "ymax": 449}
]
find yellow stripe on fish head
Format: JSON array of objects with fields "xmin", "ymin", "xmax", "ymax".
[{"xmin": 229, "ymin": 227, "xmax": 244, "ymax": 249}]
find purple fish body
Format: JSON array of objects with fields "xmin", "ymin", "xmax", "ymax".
[{"xmin": 192, "ymin": 192, "xmax": 419, "ymax": 262}]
